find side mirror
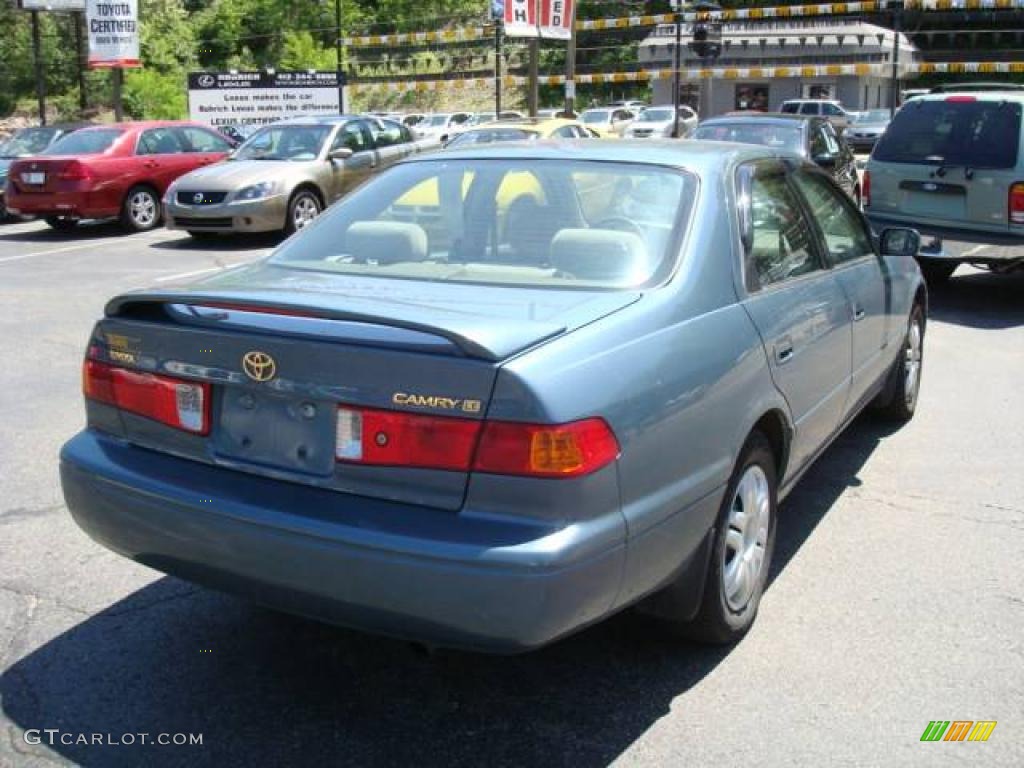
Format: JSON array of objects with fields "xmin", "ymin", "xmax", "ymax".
[
  {"xmin": 328, "ymin": 147, "xmax": 353, "ymax": 161},
  {"xmin": 813, "ymin": 153, "xmax": 838, "ymax": 168},
  {"xmin": 880, "ymin": 227, "xmax": 921, "ymax": 257}
]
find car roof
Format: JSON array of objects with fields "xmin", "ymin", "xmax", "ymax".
[
  {"xmin": 415, "ymin": 138, "xmax": 781, "ymax": 172},
  {"xmin": 72, "ymin": 120, "xmax": 214, "ymax": 132},
  {"xmin": 911, "ymin": 89, "xmax": 1024, "ymax": 103},
  {"xmin": 701, "ymin": 113, "xmax": 814, "ymax": 128}
]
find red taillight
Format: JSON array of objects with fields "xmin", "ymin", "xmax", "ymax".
[
  {"xmin": 945, "ymin": 95, "xmax": 977, "ymax": 103},
  {"xmin": 862, "ymin": 169, "xmax": 871, "ymax": 209},
  {"xmin": 1010, "ymin": 182, "xmax": 1024, "ymax": 225},
  {"xmin": 58, "ymin": 161, "xmax": 92, "ymax": 181},
  {"xmin": 335, "ymin": 406, "xmax": 480, "ymax": 471},
  {"xmin": 335, "ymin": 407, "xmax": 619, "ymax": 478},
  {"xmin": 83, "ymin": 360, "xmax": 210, "ymax": 435}
]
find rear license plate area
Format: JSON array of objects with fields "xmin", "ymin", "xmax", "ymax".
[
  {"xmin": 214, "ymin": 389, "xmax": 335, "ymax": 476},
  {"xmin": 21, "ymin": 172, "xmax": 45, "ymax": 185}
]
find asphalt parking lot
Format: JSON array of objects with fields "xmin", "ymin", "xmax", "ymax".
[{"xmin": 0, "ymin": 219, "xmax": 1021, "ymax": 767}]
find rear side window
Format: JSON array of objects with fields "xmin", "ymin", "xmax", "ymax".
[
  {"xmin": 137, "ymin": 128, "xmax": 184, "ymax": 155},
  {"xmin": 799, "ymin": 103, "xmax": 818, "ymax": 115},
  {"xmin": 780, "ymin": 102, "xmax": 799, "ymax": 114},
  {"xmin": 873, "ymin": 99, "xmax": 1022, "ymax": 168},
  {"xmin": 43, "ymin": 128, "xmax": 123, "ymax": 156}
]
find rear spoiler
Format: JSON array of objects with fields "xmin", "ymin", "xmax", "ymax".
[{"xmin": 105, "ymin": 289, "xmax": 566, "ymax": 362}]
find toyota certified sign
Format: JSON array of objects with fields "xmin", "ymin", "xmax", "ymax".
[
  {"xmin": 85, "ymin": 0, "xmax": 140, "ymax": 68},
  {"xmin": 187, "ymin": 71, "xmax": 345, "ymax": 128}
]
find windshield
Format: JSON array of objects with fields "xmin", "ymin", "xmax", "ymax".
[
  {"xmin": 694, "ymin": 122, "xmax": 803, "ymax": 153},
  {"xmin": 856, "ymin": 110, "xmax": 890, "ymax": 123},
  {"xmin": 427, "ymin": 115, "xmax": 450, "ymax": 127},
  {"xmin": 581, "ymin": 111, "xmax": 610, "ymax": 124},
  {"xmin": 873, "ymin": 99, "xmax": 1022, "ymax": 168},
  {"xmin": 43, "ymin": 128, "xmax": 123, "ymax": 156},
  {"xmin": 234, "ymin": 125, "xmax": 332, "ymax": 161},
  {"xmin": 269, "ymin": 158, "xmax": 695, "ymax": 290},
  {"xmin": 2, "ymin": 127, "xmax": 59, "ymax": 157},
  {"xmin": 638, "ymin": 109, "xmax": 675, "ymax": 123},
  {"xmin": 446, "ymin": 129, "xmax": 539, "ymax": 147}
]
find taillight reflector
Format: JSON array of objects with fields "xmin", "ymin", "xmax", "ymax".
[
  {"xmin": 83, "ymin": 360, "xmax": 210, "ymax": 435},
  {"xmin": 1010, "ymin": 182, "xmax": 1024, "ymax": 224},
  {"xmin": 58, "ymin": 161, "xmax": 92, "ymax": 181},
  {"xmin": 336, "ymin": 406, "xmax": 480, "ymax": 471},
  {"xmin": 862, "ymin": 169, "xmax": 871, "ymax": 208},
  {"xmin": 945, "ymin": 95, "xmax": 977, "ymax": 103},
  {"xmin": 335, "ymin": 407, "xmax": 620, "ymax": 478}
]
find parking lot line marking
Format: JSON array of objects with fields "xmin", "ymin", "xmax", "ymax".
[
  {"xmin": 0, "ymin": 231, "xmax": 173, "ymax": 265},
  {"xmin": 153, "ymin": 266, "xmax": 226, "ymax": 283}
]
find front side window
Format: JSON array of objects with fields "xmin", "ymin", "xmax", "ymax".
[
  {"xmin": 269, "ymin": 159, "xmax": 695, "ymax": 290},
  {"xmin": 137, "ymin": 128, "xmax": 184, "ymax": 155},
  {"xmin": 742, "ymin": 164, "xmax": 820, "ymax": 290},
  {"xmin": 791, "ymin": 170, "xmax": 874, "ymax": 264},
  {"xmin": 799, "ymin": 103, "xmax": 819, "ymax": 115}
]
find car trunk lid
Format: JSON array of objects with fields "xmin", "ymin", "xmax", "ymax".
[{"xmin": 92, "ymin": 266, "xmax": 639, "ymax": 509}]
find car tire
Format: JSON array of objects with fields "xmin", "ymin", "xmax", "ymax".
[
  {"xmin": 877, "ymin": 304, "xmax": 925, "ymax": 422},
  {"xmin": 284, "ymin": 189, "xmax": 321, "ymax": 235},
  {"xmin": 120, "ymin": 185, "xmax": 161, "ymax": 233},
  {"xmin": 917, "ymin": 259, "xmax": 956, "ymax": 285},
  {"xmin": 679, "ymin": 432, "xmax": 778, "ymax": 645},
  {"xmin": 44, "ymin": 216, "xmax": 78, "ymax": 232}
]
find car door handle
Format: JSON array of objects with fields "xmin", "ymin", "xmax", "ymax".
[
  {"xmin": 853, "ymin": 306, "xmax": 866, "ymax": 322},
  {"xmin": 774, "ymin": 338, "xmax": 795, "ymax": 365}
]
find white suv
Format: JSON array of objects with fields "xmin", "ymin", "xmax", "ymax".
[{"xmin": 780, "ymin": 100, "xmax": 853, "ymax": 130}]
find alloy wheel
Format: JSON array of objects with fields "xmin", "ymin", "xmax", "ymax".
[{"xmin": 722, "ymin": 464, "xmax": 772, "ymax": 612}]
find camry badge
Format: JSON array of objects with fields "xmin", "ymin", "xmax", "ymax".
[
  {"xmin": 193, "ymin": 192, "xmax": 205, "ymax": 204},
  {"xmin": 242, "ymin": 351, "xmax": 276, "ymax": 382}
]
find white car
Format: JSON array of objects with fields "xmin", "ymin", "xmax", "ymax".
[
  {"xmin": 779, "ymin": 99, "xmax": 853, "ymax": 130},
  {"xmin": 417, "ymin": 112, "xmax": 474, "ymax": 143},
  {"xmin": 624, "ymin": 105, "xmax": 698, "ymax": 139},
  {"xmin": 580, "ymin": 107, "xmax": 636, "ymax": 136}
]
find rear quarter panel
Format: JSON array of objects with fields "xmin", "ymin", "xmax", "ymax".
[{"xmin": 485, "ymin": 170, "xmax": 790, "ymax": 605}]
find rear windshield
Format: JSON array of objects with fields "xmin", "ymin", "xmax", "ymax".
[
  {"xmin": 269, "ymin": 159, "xmax": 695, "ymax": 290},
  {"xmin": 581, "ymin": 111, "xmax": 610, "ymax": 124},
  {"xmin": 446, "ymin": 129, "xmax": 539, "ymax": 148},
  {"xmin": 43, "ymin": 128, "xmax": 123, "ymax": 156},
  {"xmin": 873, "ymin": 99, "xmax": 1022, "ymax": 168},
  {"xmin": 638, "ymin": 108, "xmax": 675, "ymax": 122},
  {"xmin": 694, "ymin": 122, "xmax": 803, "ymax": 153}
]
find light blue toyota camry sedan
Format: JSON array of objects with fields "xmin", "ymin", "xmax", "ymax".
[{"xmin": 60, "ymin": 141, "xmax": 926, "ymax": 652}]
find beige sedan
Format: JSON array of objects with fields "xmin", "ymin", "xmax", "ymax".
[{"xmin": 164, "ymin": 116, "xmax": 425, "ymax": 237}]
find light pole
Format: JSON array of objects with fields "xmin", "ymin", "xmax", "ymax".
[
  {"xmin": 335, "ymin": 0, "xmax": 344, "ymax": 113},
  {"xmin": 688, "ymin": 2, "xmax": 723, "ymax": 124}
]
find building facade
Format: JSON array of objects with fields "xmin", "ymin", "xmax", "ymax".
[{"xmin": 639, "ymin": 19, "xmax": 919, "ymax": 117}]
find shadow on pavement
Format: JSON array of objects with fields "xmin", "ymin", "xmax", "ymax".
[
  {"xmin": 150, "ymin": 232, "xmax": 284, "ymax": 252},
  {"xmin": 0, "ymin": 219, "xmax": 127, "ymax": 243},
  {"xmin": 1, "ymin": 415, "xmax": 891, "ymax": 768},
  {"xmin": 928, "ymin": 268, "xmax": 1024, "ymax": 330}
]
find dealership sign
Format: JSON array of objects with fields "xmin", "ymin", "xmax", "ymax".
[
  {"xmin": 19, "ymin": 1, "xmax": 86, "ymax": 10},
  {"xmin": 499, "ymin": 0, "xmax": 575, "ymax": 39},
  {"xmin": 187, "ymin": 71, "xmax": 344, "ymax": 128},
  {"xmin": 85, "ymin": 0, "xmax": 140, "ymax": 68}
]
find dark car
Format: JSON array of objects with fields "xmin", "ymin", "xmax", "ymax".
[
  {"xmin": 0, "ymin": 123, "xmax": 91, "ymax": 219},
  {"xmin": 694, "ymin": 114, "xmax": 862, "ymax": 206}
]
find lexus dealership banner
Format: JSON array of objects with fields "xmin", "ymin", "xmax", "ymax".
[
  {"xmin": 86, "ymin": 0, "xmax": 140, "ymax": 68},
  {"xmin": 187, "ymin": 71, "xmax": 344, "ymax": 128}
]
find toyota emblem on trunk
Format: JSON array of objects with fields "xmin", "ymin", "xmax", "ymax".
[{"xmin": 242, "ymin": 351, "xmax": 276, "ymax": 382}]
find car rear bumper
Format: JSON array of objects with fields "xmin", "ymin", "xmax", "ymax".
[
  {"xmin": 60, "ymin": 430, "xmax": 626, "ymax": 652},
  {"xmin": 164, "ymin": 196, "xmax": 287, "ymax": 233},
  {"xmin": 867, "ymin": 212, "xmax": 1024, "ymax": 252},
  {"xmin": 4, "ymin": 188, "xmax": 117, "ymax": 220}
]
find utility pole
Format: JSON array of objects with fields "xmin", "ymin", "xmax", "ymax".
[
  {"xmin": 112, "ymin": 68, "xmax": 124, "ymax": 122},
  {"xmin": 31, "ymin": 10, "xmax": 46, "ymax": 125},
  {"xmin": 495, "ymin": 22, "xmax": 503, "ymax": 116},
  {"xmin": 74, "ymin": 11, "xmax": 87, "ymax": 113},
  {"xmin": 528, "ymin": 38, "xmax": 539, "ymax": 117},
  {"xmin": 335, "ymin": 0, "xmax": 345, "ymax": 113},
  {"xmin": 890, "ymin": 2, "xmax": 902, "ymax": 117},
  {"xmin": 564, "ymin": 16, "xmax": 576, "ymax": 116},
  {"xmin": 672, "ymin": 8, "xmax": 683, "ymax": 137}
]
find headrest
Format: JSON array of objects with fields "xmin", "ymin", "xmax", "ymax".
[
  {"xmin": 347, "ymin": 221, "xmax": 428, "ymax": 265},
  {"xmin": 550, "ymin": 228, "xmax": 652, "ymax": 284}
]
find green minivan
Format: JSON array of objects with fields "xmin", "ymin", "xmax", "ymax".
[{"xmin": 865, "ymin": 87, "xmax": 1024, "ymax": 282}]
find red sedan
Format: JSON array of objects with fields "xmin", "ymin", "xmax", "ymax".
[{"xmin": 5, "ymin": 121, "xmax": 234, "ymax": 232}]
